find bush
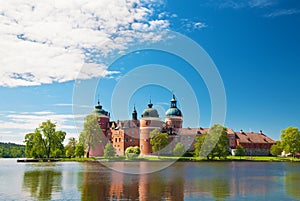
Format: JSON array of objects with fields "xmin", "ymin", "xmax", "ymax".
[
  {"xmin": 183, "ymin": 152, "xmax": 194, "ymax": 157},
  {"xmin": 125, "ymin": 146, "xmax": 140, "ymax": 160}
]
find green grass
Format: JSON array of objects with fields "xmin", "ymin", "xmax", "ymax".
[
  {"xmin": 35, "ymin": 155, "xmax": 300, "ymax": 162},
  {"xmin": 227, "ymin": 155, "xmax": 300, "ymax": 162},
  {"xmin": 58, "ymin": 157, "xmax": 96, "ymax": 162}
]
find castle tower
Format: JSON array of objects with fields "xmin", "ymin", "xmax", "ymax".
[
  {"xmin": 139, "ymin": 99, "xmax": 163, "ymax": 155},
  {"xmin": 89, "ymin": 100, "xmax": 110, "ymax": 157},
  {"xmin": 165, "ymin": 94, "xmax": 183, "ymax": 133}
]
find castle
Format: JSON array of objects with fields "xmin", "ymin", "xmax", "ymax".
[{"xmin": 89, "ymin": 94, "xmax": 275, "ymax": 157}]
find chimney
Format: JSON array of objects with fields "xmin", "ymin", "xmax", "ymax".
[
  {"xmin": 240, "ymin": 129, "xmax": 243, "ymax": 134},
  {"xmin": 259, "ymin": 130, "xmax": 263, "ymax": 134}
]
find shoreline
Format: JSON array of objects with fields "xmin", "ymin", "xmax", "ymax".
[{"xmin": 13, "ymin": 156, "xmax": 300, "ymax": 163}]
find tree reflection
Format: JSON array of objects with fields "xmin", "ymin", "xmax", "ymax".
[
  {"xmin": 211, "ymin": 178, "xmax": 230, "ymax": 201},
  {"xmin": 284, "ymin": 164, "xmax": 300, "ymax": 200},
  {"xmin": 22, "ymin": 169, "xmax": 62, "ymax": 200}
]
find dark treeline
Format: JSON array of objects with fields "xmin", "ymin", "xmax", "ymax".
[{"xmin": 0, "ymin": 142, "xmax": 25, "ymax": 158}]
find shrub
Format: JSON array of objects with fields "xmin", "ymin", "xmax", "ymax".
[{"xmin": 125, "ymin": 146, "xmax": 140, "ymax": 160}]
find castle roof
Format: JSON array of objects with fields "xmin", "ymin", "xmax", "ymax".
[
  {"xmin": 165, "ymin": 94, "xmax": 182, "ymax": 117},
  {"xmin": 235, "ymin": 131, "xmax": 276, "ymax": 144},
  {"xmin": 94, "ymin": 100, "xmax": 109, "ymax": 116},
  {"xmin": 141, "ymin": 99, "xmax": 159, "ymax": 118}
]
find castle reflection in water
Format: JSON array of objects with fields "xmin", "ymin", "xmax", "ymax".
[{"xmin": 21, "ymin": 161, "xmax": 300, "ymax": 200}]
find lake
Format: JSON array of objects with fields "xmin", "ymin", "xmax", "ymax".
[{"xmin": 0, "ymin": 159, "xmax": 299, "ymax": 200}]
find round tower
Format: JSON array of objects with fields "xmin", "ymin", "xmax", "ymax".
[
  {"xmin": 89, "ymin": 100, "xmax": 110, "ymax": 157},
  {"xmin": 165, "ymin": 94, "xmax": 183, "ymax": 132},
  {"xmin": 139, "ymin": 100, "xmax": 163, "ymax": 155}
]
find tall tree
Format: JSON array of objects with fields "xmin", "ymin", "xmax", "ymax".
[
  {"xmin": 24, "ymin": 120, "xmax": 66, "ymax": 158},
  {"xmin": 75, "ymin": 142, "xmax": 85, "ymax": 158},
  {"xmin": 173, "ymin": 142, "xmax": 186, "ymax": 156},
  {"xmin": 281, "ymin": 126, "xmax": 300, "ymax": 157},
  {"xmin": 194, "ymin": 124, "xmax": 229, "ymax": 160},
  {"xmin": 104, "ymin": 143, "xmax": 115, "ymax": 159},
  {"xmin": 65, "ymin": 137, "xmax": 77, "ymax": 158},
  {"xmin": 79, "ymin": 114, "xmax": 104, "ymax": 158},
  {"xmin": 194, "ymin": 134, "xmax": 207, "ymax": 157},
  {"xmin": 270, "ymin": 141, "xmax": 283, "ymax": 156},
  {"xmin": 150, "ymin": 129, "xmax": 169, "ymax": 156}
]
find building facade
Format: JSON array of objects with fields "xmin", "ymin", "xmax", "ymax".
[{"xmin": 90, "ymin": 95, "xmax": 275, "ymax": 156}]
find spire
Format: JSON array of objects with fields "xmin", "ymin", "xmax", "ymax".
[
  {"xmin": 170, "ymin": 93, "xmax": 177, "ymax": 108},
  {"xmin": 148, "ymin": 96, "xmax": 153, "ymax": 108},
  {"xmin": 132, "ymin": 104, "xmax": 137, "ymax": 120},
  {"xmin": 95, "ymin": 95, "xmax": 102, "ymax": 109}
]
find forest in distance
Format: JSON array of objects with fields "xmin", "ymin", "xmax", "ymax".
[{"xmin": 0, "ymin": 142, "xmax": 25, "ymax": 158}]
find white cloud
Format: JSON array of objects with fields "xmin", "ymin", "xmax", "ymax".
[
  {"xmin": 0, "ymin": 0, "xmax": 169, "ymax": 87},
  {"xmin": 0, "ymin": 110, "xmax": 87, "ymax": 143},
  {"xmin": 264, "ymin": 9, "xmax": 300, "ymax": 17},
  {"xmin": 210, "ymin": 0, "xmax": 277, "ymax": 9},
  {"xmin": 178, "ymin": 19, "xmax": 207, "ymax": 32},
  {"xmin": 54, "ymin": 103, "xmax": 93, "ymax": 109}
]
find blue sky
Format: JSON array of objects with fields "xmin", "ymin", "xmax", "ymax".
[{"xmin": 0, "ymin": 0, "xmax": 299, "ymax": 143}]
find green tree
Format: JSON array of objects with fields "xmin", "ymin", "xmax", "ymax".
[
  {"xmin": 270, "ymin": 141, "xmax": 283, "ymax": 156},
  {"xmin": 0, "ymin": 142, "xmax": 25, "ymax": 158},
  {"xmin": 75, "ymin": 142, "xmax": 85, "ymax": 158},
  {"xmin": 24, "ymin": 120, "xmax": 66, "ymax": 158},
  {"xmin": 80, "ymin": 114, "xmax": 104, "ymax": 158},
  {"xmin": 104, "ymin": 143, "xmax": 115, "ymax": 158},
  {"xmin": 173, "ymin": 142, "xmax": 185, "ymax": 156},
  {"xmin": 24, "ymin": 130, "xmax": 45, "ymax": 158},
  {"xmin": 194, "ymin": 134, "xmax": 206, "ymax": 157},
  {"xmin": 65, "ymin": 137, "xmax": 77, "ymax": 158},
  {"xmin": 235, "ymin": 145, "xmax": 246, "ymax": 159},
  {"xmin": 194, "ymin": 124, "xmax": 229, "ymax": 160},
  {"xmin": 150, "ymin": 129, "xmax": 169, "ymax": 156},
  {"xmin": 281, "ymin": 126, "xmax": 300, "ymax": 157},
  {"xmin": 125, "ymin": 146, "xmax": 140, "ymax": 159}
]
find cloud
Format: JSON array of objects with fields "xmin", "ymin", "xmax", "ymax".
[
  {"xmin": 208, "ymin": 0, "xmax": 277, "ymax": 9},
  {"xmin": 0, "ymin": 0, "xmax": 169, "ymax": 87},
  {"xmin": 0, "ymin": 110, "xmax": 88, "ymax": 143},
  {"xmin": 264, "ymin": 9, "xmax": 300, "ymax": 17},
  {"xmin": 54, "ymin": 103, "xmax": 92, "ymax": 108},
  {"xmin": 0, "ymin": 109, "xmax": 91, "ymax": 144}
]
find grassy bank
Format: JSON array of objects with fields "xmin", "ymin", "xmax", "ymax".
[
  {"xmin": 94, "ymin": 155, "xmax": 300, "ymax": 162},
  {"xmin": 17, "ymin": 156, "xmax": 300, "ymax": 162}
]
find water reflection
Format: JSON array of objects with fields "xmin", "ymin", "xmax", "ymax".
[
  {"xmin": 284, "ymin": 164, "xmax": 300, "ymax": 200},
  {"xmin": 81, "ymin": 162, "xmax": 184, "ymax": 201},
  {"xmin": 22, "ymin": 169, "xmax": 62, "ymax": 200},
  {"xmin": 13, "ymin": 160, "xmax": 300, "ymax": 200}
]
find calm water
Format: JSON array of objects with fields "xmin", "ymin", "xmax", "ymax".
[{"xmin": 0, "ymin": 159, "xmax": 300, "ymax": 200}]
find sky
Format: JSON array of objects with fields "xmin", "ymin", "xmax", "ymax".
[{"xmin": 0, "ymin": 0, "xmax": 300, "ymax": 144}]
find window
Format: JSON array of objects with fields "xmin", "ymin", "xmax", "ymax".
[
  {"xmin": 119, "ymin": 138, "xmax": 121, "ymax": 142},
  {"xmin": 115, "ymin": 138, "xmax": 117, "ymax": 142},
  {"xmin": 188, "ymin": 136, "xmax": 191, "ymax": 142},
  {"xmin": 181, "ymin": 136, "xmax": 185, "ymax": 141},
  {"xmin": 131, "ymin": 138, "xmax": 134, "ymax": 142},
  {"xmin": 141, "ymin": 145, "xmax": 144, "ymax": 150},
  {"xmin": 125, "ymin": 138, "xmax": 128, "ymax": 142}
]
